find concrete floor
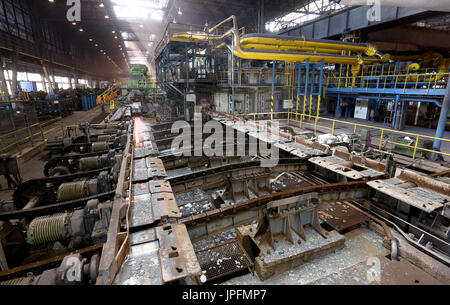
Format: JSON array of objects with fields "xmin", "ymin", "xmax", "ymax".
[{"xmin": 0, "ymin": 106, "xmax": 109, "ymax": 201}]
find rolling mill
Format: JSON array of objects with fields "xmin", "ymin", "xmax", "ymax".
[{"xmin": 0, "ymin": 0, "xmax": 449, "ymax": 291}]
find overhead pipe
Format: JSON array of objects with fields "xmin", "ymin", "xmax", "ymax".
[
  {"xmin": 241, "ymin": 43, "xmax": 344, "ymax": 54},
  {"xmin": 171, "ymin": 15, "xmax": 391, "ymax": 88},
  {"xmin": 335, "ymin": 0, "xmax": 450, "ymax": 12},
  {"xmin": 240, "ymin": 33, "xmax": 388, "ymax": 60},
  {"xmin": 172, "ymin": 28, "xmax": 384, "ymax": 66}
]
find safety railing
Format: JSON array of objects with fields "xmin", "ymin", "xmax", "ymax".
[
  {"xmin": 237, "ymin": 111, "xmax": 450, "ymax": 160},
  {"xmin": 235, "ymin": 111, "xmax": 290, "ymax": 122},
  {"xmin": 326, "ymin": 70, "xmax": 449, "ymax": 95},
  {"xmin": 0, "ymin": 91, "xmax": 30, "ymax": 103},
  {"xmin": 97, "ymin": 83, "xmax": 119, "ymax": 105},
  {"xmin": 0, "ymin": 117, "xmax": 64, "ymax": 155}
]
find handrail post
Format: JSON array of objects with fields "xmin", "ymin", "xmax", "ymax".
[
  {"xmin": 412, "ymin": 135, "xmax": 420, "ymax": 160},
  {"xmin": 379, "ymin": 129, "xmax": 384, "ymax": 150},
  {"xmin": 39, "ymin": 123, "xmax": 45, "ymax": 141},
  {"xmin": 13, "ymin": 133, "xmax": 21, "ymax": 155},
  {"xmin": 332, "ymin": 120, "xmax": 336, "ymax": 136},
  {"xmin": 27, "ymin": 127, "xmax": 34, "ymax": 147}
]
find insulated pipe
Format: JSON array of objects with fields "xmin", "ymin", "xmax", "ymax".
[
  {"xmin": 242, "ymin": 43, "xmax": 344, "ymax": 54},
  {"xmin": 240, "ymin": 34, "xmax": 386, "ymax": 59},
  {"xmin": 433, "ymin": 74, "xmax": 450, "ymax": 152},
  {"xmin": 336, "ymin": 0, "xmax": 450, "ymax": 12},
  {"xmin": 172, "ymin": 30, "xmax": 379, "ymax": 65},
  {"xmin": 172, "ymin": 15, "xmax": 386, "ymax": 66}
]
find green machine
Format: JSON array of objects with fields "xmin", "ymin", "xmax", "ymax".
[
  {"xmin": 394, "ymin": 136, "xmax": 433, "ymax": 158},
  {"xmin": 129, "ymin": 64, "xmax": 154, "ymax": 95}
]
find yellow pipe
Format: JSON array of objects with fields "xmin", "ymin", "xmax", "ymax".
[
  {"xmin": 240, "ymin": 36, "xmax": 386, "ymax": 59},
  {"xmin": 172, "ymin": 31, "xmax": 382, "ymax": 66},
  {"xmin": 242, "ymin": 43, "xmax": 343, "ymax": 54}
]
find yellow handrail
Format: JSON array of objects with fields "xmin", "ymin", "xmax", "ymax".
[
  {"xmin": 0, "ymin": 117, "xmax": 63, "ymax": 155},
  {"xmin": 236, "ymin": 111, "xmax": 450, "ymax": 160}
]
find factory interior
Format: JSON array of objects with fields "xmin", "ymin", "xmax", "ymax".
[{"xmin": 0, "ymin": 0, "xmax": 449, "ymax": 291}]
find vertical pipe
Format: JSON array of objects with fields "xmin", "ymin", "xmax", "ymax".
[
  {"xmin": 232, "ymin": 39, "xmax": 236, "ymax": 116},
  {"xmin": 304, "ymin": 60, "xmax": 310, "ymax": 120},
  {"xmin": 271, "ymin": 60, "xmax": 275, "ymax": 121},
  {"xmin": 433, "ymin": 75, "xmax": 450, "ymax": 151},
  {"xmin": 392, "ymin": 95, "xmax": 399, "ymax": 129},
  {"xmin": 296, "ymin": 64, "xmax": 301, "ymax": 120}
]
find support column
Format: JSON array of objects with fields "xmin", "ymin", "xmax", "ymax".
[
  {"xmin": 0, "ymin": 58, "xmax": 9, "ymax": 95},
  {"xmin": 433, "ymin": 76, "xmax": 450, "ymax": 151},
  {"xmin": 335, "ymin": 94, "xmax": 341, "ymax": 118},
  {"xmin": 258, "ymin": 0, "xmax": 265, "ymax": 33},
  {"xmin": 40, "ymin": 60, "xmax": 53, "ymax": 94},
  {"xmin": 11, "ymin": 52, "xmax": 18, "ymax": 97}
]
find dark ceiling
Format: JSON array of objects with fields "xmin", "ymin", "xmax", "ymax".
[{"xmin": 35, "ymin": 0, "xmax": 129, "ymax": 78}]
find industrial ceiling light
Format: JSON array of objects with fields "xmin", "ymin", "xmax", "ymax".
[
  {"xmin": 173, "ymin": 18, "xmax": 176, "ymax": 23},
  {"xmin": 95, "ymin": 44, "xmax": 99, "ymax": 47},
  {"xmin": 178, "ymin": 8, "xmax": 182, "ymax": 15},
  {"xmin": 112, "ymin": 30, "xmax": 116, "ymax": 34},
  {"xmin": 72, "ymin": 22, "xmax": 77, "ymax": 25},
  {"xmin": 114, "ymin": 36, "xmax": 118, "ymax": 39},
  {"xmin": 89, "ymin": 38, "xmax": 93, "ymax": 41},
  {"xmin": 105, "ymin": 15, "xmax": 110, "ymax": 19},
  {"xmin": 99, "ymin": 3, "xmax": 104, "ymax": 8},
  {"xmin": 48, "ymin": 0, "xmax": 54, "ymax": 2},
  {"xmin": 79, "ymin": 28, "xmax": 84, "ymax": 32},
  {"xmin": 140, "ymin": 24, "xmax": 144, "ymax": 28}
]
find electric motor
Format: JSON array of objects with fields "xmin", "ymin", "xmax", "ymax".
[
  {"xmin": 96, "ymin": 135, "xmax": 111, "ymax": 142},
  {"xmin": 79, "ymin": 157, "xmax": 102, "ymax": 171},
  {"xmin": 27, "ymin": 213, "xmax": 71, "ymax": 246},
  {"xmin": 56, "ymin": 172, "xmax": 111, "ymax": 202},
  {"xmin": 91, "ymin": 142, "xmax": 109, "ymax": 152},
  {"xmin": 57, "ymin": 180, "xmax": 89, "ymax": 202}
]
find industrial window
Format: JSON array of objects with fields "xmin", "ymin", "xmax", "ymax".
[
  {"xmin": 266, "ymin": 0, "xmax": 346, "ymax": 32},
  {"xmin": 0, "ymin": 0, "xmax": 34, "ymax": 42},
  {"xmin": 17, "ymin": 72, "xmax": 27, "ymax": 81},
  {"xmin": 36, "ymin": 82, "xmax": 44, "ymax": 92},
  {"xmin": 27, "ymin": 73, "xmax": 42, "ymax": 82}
]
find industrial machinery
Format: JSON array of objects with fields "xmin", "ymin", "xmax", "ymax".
[
  {"xmin": 0, "ymin": 198, "xmax": 111, "ymax": 269},
  {"xmin": 44, "ymin": 150, "xmax": 122, "ymax": 177},
  {"xmin": 0, "ymin": 253, "xmax": 100, "ymax": 285},
  {"xmin": 11, "ymin": 170, "xmax": 115, "ymax": 210}
]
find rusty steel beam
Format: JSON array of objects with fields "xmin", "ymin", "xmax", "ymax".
[{"xmin": 180, "ymin": 181, "xmax": 369, "ymax": 237}]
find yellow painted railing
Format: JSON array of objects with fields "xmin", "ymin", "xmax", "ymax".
[
  {"xmin": 97, "ymin": 83, "xmax": 119, "ymax": 105},
  {"xmin": 237, "ymin": 111, "xmax": 450, "ymax": 160},
  {"xmin": 327, "ymin": 70, "xmax": 449, "ymax": 94},
  {"xmin": 0, "ymin": 91, "xmax": 30, "ymax": 103},
  {"xmin": 0, "ymin": 117, "xmax": 64, "ymax": 155}
]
